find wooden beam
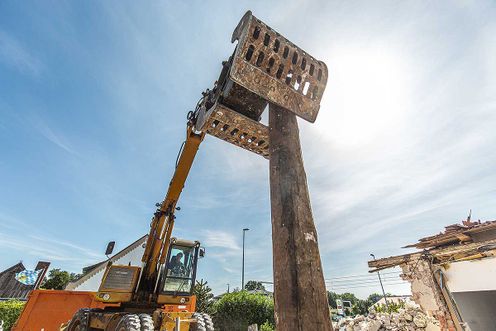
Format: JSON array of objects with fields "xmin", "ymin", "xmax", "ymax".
[
  {"xmin": 368, "ymin": 252, "xmax": 421, "ymax": 271},
  {"xmin": 269, "ymin": 104, "xmax": 332, "ymax": 331},
  {"xmin": 369, "ymin": 239, "xmax": 496, "ymax": 271}
]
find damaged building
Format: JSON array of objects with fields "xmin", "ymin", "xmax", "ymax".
[{"xmin": 369, "ymin": 219, "xmax": 496, "ymax": 331}]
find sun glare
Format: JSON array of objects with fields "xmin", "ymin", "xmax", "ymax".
[{"xmin": 317, "ymin": 46, "xmax": 413, "ymax": 148}]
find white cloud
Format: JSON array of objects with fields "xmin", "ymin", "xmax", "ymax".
[{"xmin": 202, "ymin": 230, "xmax": 241, "ymax": 251}]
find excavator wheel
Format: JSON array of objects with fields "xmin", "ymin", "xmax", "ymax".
[
  {"xmin": 190, "ymin": 313, "xmax": 214, "ymax": 331},
  {"xmin": 67, "ymin": 309, "xmax": 90, "ymax": 331},
  {"xmin": 201, "ymin": 313, "xmax": 214, "ymax": 330},
  {"xmin": 115, "ymin": 314, "xmax": 141, "ymax": 331},
  {"xmin": 138, "ymin": 314, "xmax": 154, "ymax": 331}
]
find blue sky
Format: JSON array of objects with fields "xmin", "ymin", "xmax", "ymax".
[{"xmin": 1, "ymin": 1, "xmax": 495, "ymax": 298}]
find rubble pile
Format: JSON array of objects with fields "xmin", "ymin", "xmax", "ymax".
[{"xmin": 336, "ymin": 303, "xmax": 440, "ymax": 331}]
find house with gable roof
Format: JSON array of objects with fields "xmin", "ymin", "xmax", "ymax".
[{"xmin": 66, "ymin": 235, "xmax": 147, "ymax": 291}]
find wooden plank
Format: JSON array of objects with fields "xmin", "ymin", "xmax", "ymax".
[
  {"xmin": 269, "ymin": 103, "xmax": 332, "ymax": 331},
  {"xmin": 368, "ymin": 252, "xmax": 422, "ymax": 271}
]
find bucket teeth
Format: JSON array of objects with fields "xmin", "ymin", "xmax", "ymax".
[{"xmin": 196, "ymin": 102, "xmax": 269, "ymax": 159}]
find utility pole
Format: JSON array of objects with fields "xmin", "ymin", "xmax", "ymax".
[
  {"xmin": 242, "ymin": 228, "xmax": 249, "ymax": 291},
  {"xmin": 269, "ymin": 104, "xmax": 332, "ymax": 331},
  {"xmin": 227, "ymin": 283, "xmax": 230, "ymax": 294},
  {"xmin": 371, "ymin": 254, "xmax": 389, "ymax": 310}
]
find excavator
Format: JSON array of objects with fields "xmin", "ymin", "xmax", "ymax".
[
  {"xmin": 63, "ymin": 109, "xmax": 210, "ymax": 330},
  {"xmin": 13, "ymin": 10, "xmax": 327, "ymax": 331}
]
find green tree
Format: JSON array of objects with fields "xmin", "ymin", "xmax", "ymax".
[
  {"xmin": 366, "ymin": 293, "xmax": 383, "ymax": 305},
  {"xmin": 328, "ymin": 291, "xmax": 393, "ymax": 316},
  {"xmin": 327, "ymin": 291, "xmax": 339, "ymax": 308},
  {"xmin": 351, "ymin": 300, "xmax": 369, "ymax": 315},
  {"xmin": 193, "ymin": 279, "xmax": 214, "ymax": 314},
  {"xmin": 244, "ymin": 280, "xmax": 266, "ymax": 291},
  {"xmin": 41, "ymin": 269, "xmax": 81, "ymax": 290},
  {"xmin": 338, "ymin": 292, "xmax": 359, "ymax": 305},
  {"xmin": 212, "ymin": 291, "xmax": 274, "ymax": 331}
]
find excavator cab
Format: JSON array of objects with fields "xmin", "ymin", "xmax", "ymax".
[
  {"xmin": 160, "ymin": 239, "xmax": 201, "ymax": 297},
  {"xmin": 94, "ymin": 238, "xmax": 202, "ymax": 305}
]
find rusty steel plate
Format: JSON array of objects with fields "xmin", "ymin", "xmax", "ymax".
[
  {"xmin": 196, "ymin": 102, "xmax": 269, "ymax": 158},
  {"xmin": 230, "ymin": 11, "xmax": 328, "ymax": 123}
]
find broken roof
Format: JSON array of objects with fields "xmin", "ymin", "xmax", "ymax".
[
  {"xmin": 404, "ymin": 219, "xmax": 496, "ymax": 249},
  {"xmin": 368, "ymin": 219, "xmax": 496, "ymax": 272}
]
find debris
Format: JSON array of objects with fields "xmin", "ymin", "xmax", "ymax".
[{"xmin": 336, "ymin": 302, "xmax": 440, "ymax": 331}]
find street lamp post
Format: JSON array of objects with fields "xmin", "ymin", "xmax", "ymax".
[
  {"xmin": 242, "ymin": 228, "xmax": 249, "ymax": 290},
  {"xmin": 371, "ymin": 253, "xmax": 389, "ymax": 310}
]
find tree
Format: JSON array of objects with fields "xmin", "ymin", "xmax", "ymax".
[
  {"xmin": 328, "ymin": 291, "xmax": 397, "ymax": 317},
  {"xmin": 338, "ymin": 292, "xmax": 359, "ymax": 306},
  {"xmin": 244, "ymin": 280, "xmax": 266, "ymax": 291},
  {"xmin": 367, "ymin": 293, "xmax": 383, "ymax": 305},
  {"xmin": 41, "ymin": 269, "xmax": 81, "ymax": 290},
  {"xmin": 351, "ymin": 300, "xmax": 369, "ymax": 315},
  {"xmin": 327, "ymin": 291, "xmax": 339, "ymax": 308},
  {"xmin": 193, "ymin": 279, "xmax": 214, "ymax": 314}
]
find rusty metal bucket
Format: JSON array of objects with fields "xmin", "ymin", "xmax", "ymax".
[{"xmin": 194, "ymin": 11, "xmax": 328, "ymax": 157}]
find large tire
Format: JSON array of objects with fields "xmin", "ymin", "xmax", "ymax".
[
  {"xmin": 116, "ymin": 314, "xmax": 141, "ymax": 331},
  {"xmin": 67, "ymin": 309, "xmax": 89, "ymax": 331},
  {"xmin": 190, "ymin": 313, "xmax": 214, "ymax": 331},
  {"xmin": 139, "ymin": 314, "xmax": 154, "ymax": 331},
  {"xmin": 201, "ymin": 313, "xmax": 214, "ymax": 331},
  {"xmin": 190, "ymin": 313, "xmax": 206, "ymax": 331}
]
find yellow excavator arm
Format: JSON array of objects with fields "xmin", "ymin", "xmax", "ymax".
[{"xmin": 139, "ymin": 123, "xmax": 205, "ymax": 295}]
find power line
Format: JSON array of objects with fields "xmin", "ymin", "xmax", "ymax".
[
  {"xmin": 326, "ymin": 275, "xmax": 402, "ymax": 284},
  {"xmin": 255, "ymin": 271, "xmax": 404, "ymax": 287},
  {"xmin": 328, "ymin": 281, "xmax": 409, "ymax": 290},
  {"xmin": 325, "ymin": 281, "xmax": 405, "ymax": 288},
  {"xmin": 325, "ymin": 271, "xmax": 401, "ymax": 281},
  {"xmin": 325, "ymin": 278, "xmax": 407, "ymax": 287},
  {"xmin": 328, "ymin": 279, "xmax": 409, "ymax": 287},
  {"xmin": 325, "ymin": 275, "xmax": 403, "ymax": 284}
]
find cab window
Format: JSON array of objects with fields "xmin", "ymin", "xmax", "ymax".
[{"xmin": 163, "ymin": 245, "xmax": 195, "ymax": 293}]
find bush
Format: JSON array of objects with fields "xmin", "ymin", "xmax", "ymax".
[
  {"xmin": 0, "ymin": 300, "xmax": 25, "ymax": 330},
  {"xmin": 374, "ymin": 300, "xmax": 405, "ymax": 314},
  {"xmin": 260, "ymin": 321, "xmax": 275, "ymax": 331},
  {"xmin": 212, "ymin": 292, "xmax": 274, "ymax": 331}
]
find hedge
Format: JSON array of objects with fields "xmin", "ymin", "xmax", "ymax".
[
  {"xmin": 0, "ymin": 300, "xmax": 25, "ymax": 331},
  {"xmin": 212, "ymin": 291, "xmax": 274, "ymax": 331}
]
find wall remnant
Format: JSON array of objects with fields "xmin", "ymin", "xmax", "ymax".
[{"xmin": 400, "ymin": 258, "xmax": 456, "ymax": 331}]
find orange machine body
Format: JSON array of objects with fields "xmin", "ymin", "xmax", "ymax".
[{"xmin": 13, "ymin": 290, "xmax": 115, "ymax": 331}]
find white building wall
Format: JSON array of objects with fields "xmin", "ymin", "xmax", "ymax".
[
  {"xmin": 444, "ymin": 257, "xmax": 496, "ymax": 293},
  {"xmin": 72, "ymin": 243, "xmax": 146, "ymax": 291}
]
